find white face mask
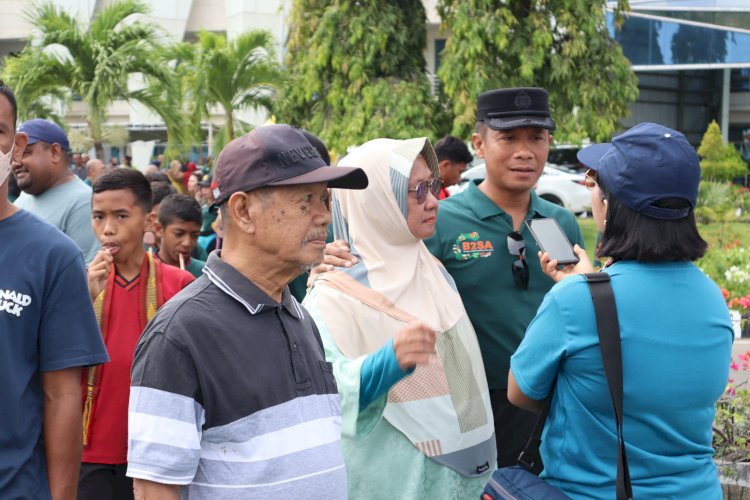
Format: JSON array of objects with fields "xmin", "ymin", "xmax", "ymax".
[{"xmin": 0, "ymin": 143, "xmax": 14, "ymax": 187}]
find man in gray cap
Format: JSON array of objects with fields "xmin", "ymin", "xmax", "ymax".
[
  {"xmin": 126, "ymin": 124, "xmax": 367, "ymax": 499},
  {"xmin": 13, "ymin": 119, "xmax": 99, "ymax": 263},
  {"xmin": 424, "ymin": 88, "xmax": 585, "ymax": 466}
]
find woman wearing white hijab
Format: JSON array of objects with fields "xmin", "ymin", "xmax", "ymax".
[{"xmin": 304, "ymin": 138, "xmax": 495, "ymax": 499}]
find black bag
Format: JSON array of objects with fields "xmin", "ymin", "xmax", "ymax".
[{"xmin": 481, "ymin": 273, "xmax": 633, "ymax": 500}]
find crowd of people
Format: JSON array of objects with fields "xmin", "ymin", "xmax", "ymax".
[{"xmin": 0, "ymin": 76, "xmax": 734, "ymax": 500}]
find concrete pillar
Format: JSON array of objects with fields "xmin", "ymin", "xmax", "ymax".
[
  {"xmin": 722, "ymin": 67, "xmax": 730, "ymax": 142},
  {"xmin": 131, "ymin": 140, "xmax": 156, "ymax": 171}
]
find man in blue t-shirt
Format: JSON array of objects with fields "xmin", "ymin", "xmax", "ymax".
[{"xmin": 0, "ymin": 82, "xmax": 109, "ymax": 499}]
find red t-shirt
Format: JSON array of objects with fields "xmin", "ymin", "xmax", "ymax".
[
  {"xmin": 82, "ymin": 262, "xmax": 193, "ymax": 464},
  {"xmin": 439, "ymin": 187, "xmax": 451, "ymax": 200}
]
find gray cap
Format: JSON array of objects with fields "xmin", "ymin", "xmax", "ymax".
[{"xmin": 212, "ymin": 124, "xmax": 368, "ymax": 205}]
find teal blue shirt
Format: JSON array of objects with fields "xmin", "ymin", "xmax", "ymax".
[
  {"xmin": 359, "ymin": 338, "xmax": 412, "ymax": 410},
  {"xmin": 185, "ymin": 257, "xmax": 205, "ymax": 278},
  {"xmin": 511, "ymin": 261, "xmax": 732, "ymax": 499},
  {"xmin": 424, "ymin": 182, "xmax": 584, "ymax": 389},
  {"xmin": 14, "ymin": 178, "xmax": 99, "ymax": 264}
]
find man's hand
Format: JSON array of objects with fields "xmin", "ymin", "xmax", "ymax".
[
  {"xmin": 538, "ymin": 244, "xmax": 595, "ymax": 283},
  {"xmin": 392, "ymin": 322, "xmax": 437, "ymax": 371},
  {"xmin": 307, "ymin": 240, "xmax": 358, "ymax": 287},
  {"xmin": 87, "ymin": 249, "xmax": 113, "ymax": 301}
]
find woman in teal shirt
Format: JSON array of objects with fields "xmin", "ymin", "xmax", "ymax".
[{"xmin": 509, "ymin": 123, "xmax": 733, "ymax": 499}]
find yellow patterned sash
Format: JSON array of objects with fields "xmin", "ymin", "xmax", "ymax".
[{"xmin": 82, "ymin": 252, "xmax": 161, "ymax": 447}]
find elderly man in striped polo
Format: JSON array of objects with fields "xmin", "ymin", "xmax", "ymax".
[{"xmin": 126, "ymin": 125, "xmax": 368, "ymax": 499}]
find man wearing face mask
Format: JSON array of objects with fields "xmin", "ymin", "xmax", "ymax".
[{"xmin": 0, "ymin": 82, "xmax": 109, "ymax": 499}]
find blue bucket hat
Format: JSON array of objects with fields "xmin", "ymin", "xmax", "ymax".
[
  {"xmin": 577, "ymin": 122, "xmax": 700, "ymax": 220},
  {"xmin": 18, "ymin": 118, "xmax": 71, "ymax": 153}
]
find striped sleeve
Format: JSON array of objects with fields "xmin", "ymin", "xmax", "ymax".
[{"xmin": 127, "ymin": 328, "xmax": 205, "ymax": 484}]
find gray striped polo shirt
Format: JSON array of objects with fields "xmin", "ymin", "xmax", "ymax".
[{"xmin": 126, "ymin": 252, "xmax": 346, "ymax": 499}]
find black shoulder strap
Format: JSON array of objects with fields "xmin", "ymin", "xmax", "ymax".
[
  {"xmin": 517, "ymin": 381, "xmax": 553, "ymax": 475},
  {"xmin": 584, "ymin": 272, "xmax": 633, "ymax": 500}
]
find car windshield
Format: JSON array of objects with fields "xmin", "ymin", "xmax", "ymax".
[{"xmin": 547, "ymin": 147, "xmax": 586, "ymax": 173}]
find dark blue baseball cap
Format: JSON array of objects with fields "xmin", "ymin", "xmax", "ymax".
[
  {"xmin": 18, "ymin": 119, "xmax": 71, "ymax": 153},
  {"xmin": 577, "ymin": 122, "xmax": 700, "ymax": 219}
]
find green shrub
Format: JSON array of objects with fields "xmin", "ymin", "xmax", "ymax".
[
  {"xmin": 714, "ymin": 379, "xmax": 750, "ymax": 463},
  {"xmin": 698, "ymin": 121, "xmax": 749, "ymax": 182},
  {"xmin": 696, "ymin": 180, "xmax": 738, "ymax": 224},
  {"xmin": 698, "ymin": 244, "xmax": 750, "ymax": 299}
]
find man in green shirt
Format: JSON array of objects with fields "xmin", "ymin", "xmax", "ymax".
[{"xmin": 424, "ymin": 87, "xmax": 584, "ymax": 467}]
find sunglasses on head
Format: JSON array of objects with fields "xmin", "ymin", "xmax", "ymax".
[
  {"xmin": 507, "ymin": 231, "xmax": 529, "ymax": 290},
  {"xmin": 584, "ymin": 168, "xmax": 608, "ymax": 200},
  {"xmin": 408, "ymin": 178, "xmax": 442, "ymax": 204}
]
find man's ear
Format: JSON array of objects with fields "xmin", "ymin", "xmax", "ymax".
[
  {"xmin": 147, "ymin": 212, "xmax": 158, "ymax": 234},
  {"xmin": 437, "ymin": 159, "xmax": 451, "ymax": 175},
  {"xmin": 548, "ymin": 133, "xmax": 554, "ymax": 147},
  {"xmin": 471, "ymin": 132, "xmax": 484, "ymax": 159},
  {"xmin": 13, "ymin": 132, "xmax": 28, "ymax": 162},
  {"xmin": 49, "ymin": 143, "xmax": 64, "ymax": 165},
  {"xmin": 227, "ymin": 191, "xmax": 255, "ymax": 234}
]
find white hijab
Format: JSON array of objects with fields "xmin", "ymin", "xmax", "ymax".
[{"xmin": 313, "ymin": 137, "xmax": 496, "ymax": 477}]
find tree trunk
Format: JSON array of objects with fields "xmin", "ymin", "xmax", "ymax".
[
  {"xmin": 94, "ymin": 141, "xmax": 105, "ymax": 162},
  {"xmin": 224, "ymin": 109, "xmax": 234, "ymax": 146},
  {"xmin": 89, "ymin": 117, "xmax": 104, "ymax": 161}
]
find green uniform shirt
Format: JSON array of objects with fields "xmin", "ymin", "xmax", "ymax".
[
  {"xmin": 192, "ymin": 242, "xmax": 209, "ymax": 261},
  {"xmin": 201, "ymin": 204, "xmax": 217, "ymax": 236},
  {"xmin": 153, "ymin": 249, "xmax": 205, "ymax": 278},
  {"xmin": 424, "ymin": 181, "xmax": 584, "ymax": 389},
  {"xmin": 185, "ymin": 257, "xmax": 205, "ymax": 278}
]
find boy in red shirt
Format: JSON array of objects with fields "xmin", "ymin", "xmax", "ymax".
[{"xmin": 81, "ymin": 169, "xmax": 194, "ymax": 499}]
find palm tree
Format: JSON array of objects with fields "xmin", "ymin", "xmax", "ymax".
[
  {"xmin": 175, "ymin": 30, "xmax": 285, "ymax": 149},
  {"xmin": 3, "ymin": 0, "xmax": 174, "ymax": 159},
  {"xmin": 129, "ymin": 49, "xmax": 195, "ymax": 161},
  {"xmin": 1, "ymin": 49, "xmax": 69, "ymax": 125}
]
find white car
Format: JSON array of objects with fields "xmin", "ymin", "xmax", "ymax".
[{"xmin": 448, "ymin": 164, "xmax": 591, "ymax": 215}]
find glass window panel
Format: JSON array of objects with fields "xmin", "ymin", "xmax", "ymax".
[{"xmin": 608, "ymin": 12, "xmax": 750, "ymax": 67}]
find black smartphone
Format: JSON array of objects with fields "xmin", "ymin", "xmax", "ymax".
[{"xmin": 525, "ymin": 218, "xmax": 579, "ymax": 265}]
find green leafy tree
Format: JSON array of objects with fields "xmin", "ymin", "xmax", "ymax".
[
  {"xmin": 2, "ymin": 0, "xmax": 171, "ymax": 159},
  {"xmin": 436, "ymin": 0, "xmax": 639, "ymax": 143},
  {"xmin": 173, "ymin": 30, "xmax": 285, "ymax": 151},
  {"xmin": 698, "ymin": 120, "xmax": 748, "ymax": 182},
  {"xmin": 277, "ymin": 0, "xmax": 442, "ymax": 154}
]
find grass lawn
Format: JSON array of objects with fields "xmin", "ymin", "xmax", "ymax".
[
  {"xmin": 575, "ymin": 217, "xmax": 600, "ymax": 263},
  {"xmin": 574, "ymin": 217, "xmax": 750, "ymax": 264},
  {"xmin": 698, "ymin": 221, "xmax": 750, "ymax": 250}
]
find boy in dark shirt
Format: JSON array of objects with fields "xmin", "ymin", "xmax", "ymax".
[{"xmin": 80, "ymin": 169, "xmax": 194, "ymax": 500}]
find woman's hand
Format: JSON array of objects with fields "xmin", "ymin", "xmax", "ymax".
[
  {"xmin": 539, "ymin": 244, "xmax": 595, "ymax": 283},
  {"xmin": 307, "ymin": 240, "xmax": 359, "ymax": 287},
  {"xmin": 392, "ymin": 322, "xmax": 437, "ymax": 371}
]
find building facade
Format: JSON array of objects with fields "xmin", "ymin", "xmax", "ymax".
[{"xmin": 1, "ymin": 0, "xmax": 749, "ymax": 164}]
